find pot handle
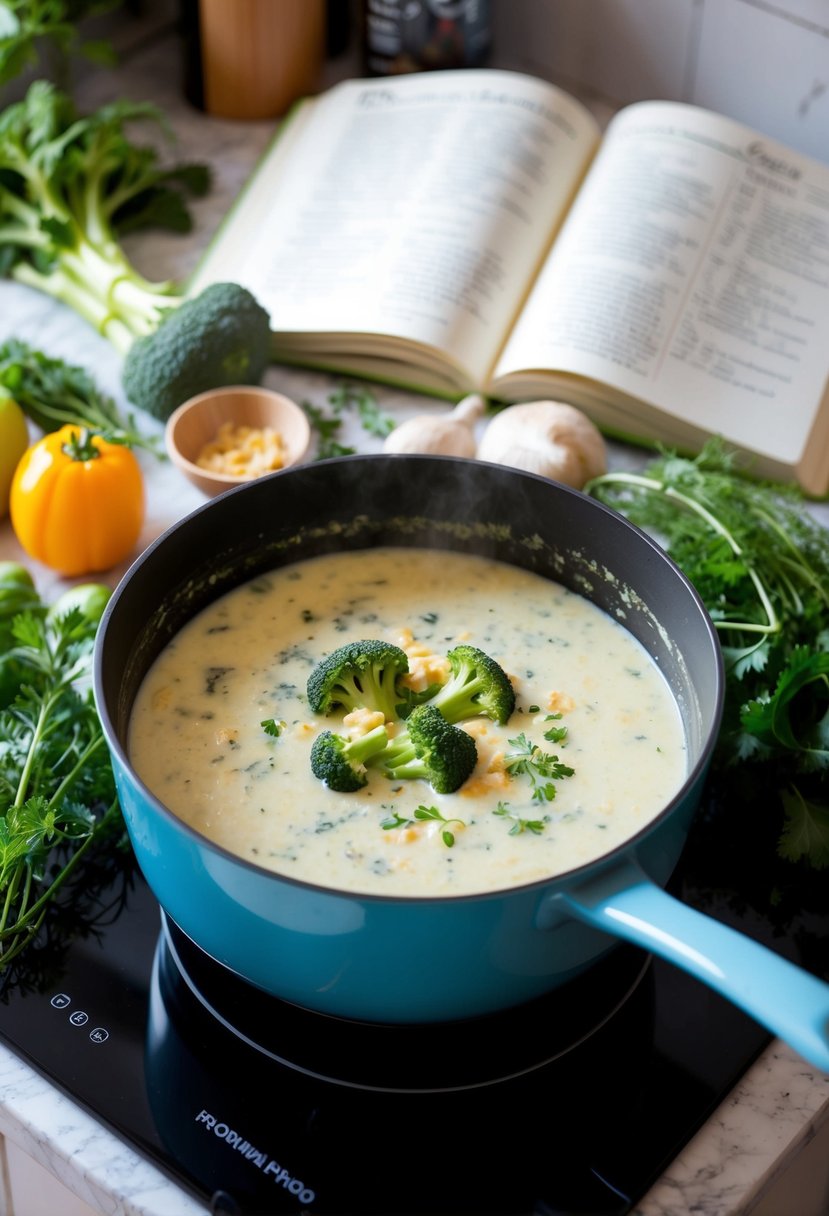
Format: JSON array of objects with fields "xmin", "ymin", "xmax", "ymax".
[{"xmin": 556, "ymin": 859, "xmax": 829, "ymax": 1074}]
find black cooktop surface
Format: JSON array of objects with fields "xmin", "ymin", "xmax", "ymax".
[{"xmin": 0, "ymin": 767, "xmax": 824, "ymax": 1216}]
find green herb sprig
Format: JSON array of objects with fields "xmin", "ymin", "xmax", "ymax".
[
  {"xmin": 328, "ymin": 381, "xmax": 395, "ymax": 438},
  {"xmin": 381, "ymin": 804, "xmax": 466, "ymax": 847},
  {"xmin": 493, "ymin": 801, "xmax": 550, "ymax": 836},
  {"xmin": 504, "ymin": 732, "xmax": 574, "ymax": 803},
  {"xmin": 302, "ymin": 381, "xmax": 395, "ymax": 459},
  {"xmin": 301, "ymin": 400, "xmax": 356, "ymax": 460}
]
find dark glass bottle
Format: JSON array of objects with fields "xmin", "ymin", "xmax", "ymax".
[{"xmin": 363, "ymin": 0, "xmax": 492, "ymax": 76}]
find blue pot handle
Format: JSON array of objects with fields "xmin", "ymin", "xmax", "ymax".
[{"xmin": 556, "ymin": 859, "xmax": 829, "ymax": 1074}]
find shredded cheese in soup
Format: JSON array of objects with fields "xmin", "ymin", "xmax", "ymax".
[{"xmin": 128, "ymin": 548, "xmax": 687, "ymax": 897}]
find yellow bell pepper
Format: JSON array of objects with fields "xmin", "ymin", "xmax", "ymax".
[
  {"xmin": 10, "ymin": 425, "xmax": 145, "ymax": 576},
  {"xmin": 0, "ymin": 395, "xmax": 29, "ymax": 518}
]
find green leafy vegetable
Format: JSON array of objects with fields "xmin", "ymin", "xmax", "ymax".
[
  {"xmin": 0, "ymin": 82, "xmax": 208, "ymax": 341},
  {"xmin": 778, "ymin": 787, "xmax": 829, "ymax": 869},
  {"xmin": 0, "ymin": 586, "xmax": 121, "ymax": 968},
  {"xmin": 0, "ymin": 0, "xmax": 122, "ymax": 91},
  {"xmin": 587, "ymin": 438, "xmax": 829, "ymax": 869},
  {"xmin": 0, "ymin": 337, "xmax": 160, "ymax": 453},
  {"xmin": 0, "ymin": 81, "xmax": 280, "ymax": 421}
]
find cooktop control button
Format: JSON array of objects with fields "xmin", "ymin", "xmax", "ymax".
[
  {"xmin": 89, "ymin": 1028, "xmax": 109, "ymax": 1044},
  {"xmin": 69, "ymin": 1010, "xmax": 89, "ymax": 1027},
  {"xmin": 50, "ymin": 993, "xmax": 71, "ymax": 1009}
]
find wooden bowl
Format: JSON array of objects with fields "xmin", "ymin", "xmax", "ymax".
[{"xmin": 165, "ymin": 386, "xmax": 311, "ymax": 497}]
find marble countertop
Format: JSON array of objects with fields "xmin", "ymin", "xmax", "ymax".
[{"xmin": 0, "ymin": 21, "xmax": 827, "ymax": 1216}]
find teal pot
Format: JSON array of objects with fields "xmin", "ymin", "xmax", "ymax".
[{"xmin": 94, "ymin": 455, "xmax": 829, "ymax": 1071}]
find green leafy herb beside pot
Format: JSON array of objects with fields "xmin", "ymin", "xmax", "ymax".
[
  {"xmin": 587, "ymin": 439, "xmax": 829, "ymax": 871},
  {"xmin": 0, "ymin": 578, "xmax": 121, "ymax": 969}
]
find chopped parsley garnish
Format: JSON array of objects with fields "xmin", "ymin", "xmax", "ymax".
[
  {"xmin": 543, "ymin": 713, "xmax": 568, "ymax": 744},
  {"xmin": 493, "ymin": 802, "xmax": 550, "ymax": 836},
  {"xmin": 381, "ymin": 804, "xmax": 466, "ymax": 847},
  {"xmin": 504, "ymin": 733, "xmax": 575, "ymax": 803}
]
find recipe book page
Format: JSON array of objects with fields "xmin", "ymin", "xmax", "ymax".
[
  {"xmin": 190, "ymin": 70, "xmax": 601, "ymax": 387},
  {"xmin": 492, "ymin": 101, "xmax": 829, "ymax": 466}
]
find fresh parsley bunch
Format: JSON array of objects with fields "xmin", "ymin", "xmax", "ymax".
[
  {"xmin": 0, "ymin": 578, "xmax": 121, "ymax": 969},
  {"xmin": 0, "ymin": 337, "xmax": 161, "ymax": 453},
  {"xmin": 588, "ymin": 439, "xmax": 829, "ymax": 871}
]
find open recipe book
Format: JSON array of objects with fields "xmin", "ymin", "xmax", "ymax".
[{"xmin": 189, "ymin": 69, "xmax": 829, "ymax": 495}]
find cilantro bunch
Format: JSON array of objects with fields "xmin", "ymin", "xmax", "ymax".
[
  {"xmin": 0, "ymin": 576, "xmax": 121, "ymax": 969},
  {"xmin": 588, "ymin": 439, "xmax": 829, "ymax": 870}
]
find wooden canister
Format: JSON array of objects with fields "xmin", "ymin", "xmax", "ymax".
[{"xmin": 196, "ymin": 0, "xmax": 326, "ymax": 120}]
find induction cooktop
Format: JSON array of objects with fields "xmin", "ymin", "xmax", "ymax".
[{"xmin": 0, "ymin": 767, "xmax": 824, "ymax": 1216}]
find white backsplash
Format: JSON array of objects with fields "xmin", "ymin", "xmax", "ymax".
[{"xmin": 492, "ymin": 0, "xmax": 829, "ymax": 163}]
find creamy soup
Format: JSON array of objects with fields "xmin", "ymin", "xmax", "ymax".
[{"xmin": 128, "ymin": 547, "xmax": 687, "ymax": 897}]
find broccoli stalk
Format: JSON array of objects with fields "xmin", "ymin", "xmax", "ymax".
[
  {"xmin": 0, "ymin": 81, "xmax": 272, "ymax": 420},
  {"xmin": 310, "ymin": 722, "xmax": 390, "ymax": 793},
  {"xmin": 306, "ymin": 639, "xmax": 410, "ymax": 722},
  {"xmin": 425, "ymin": 644, "xmax": 516, "ymax": 725},
  {"xmin": 380, "ymin": 704, "xmax": 478, "ymax": 795}
]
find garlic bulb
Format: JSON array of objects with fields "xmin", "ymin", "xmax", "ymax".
[
  {"xmin": 383, "ymin": 394, "xmax": 486, "ymax": 457},
  {"xmin": 476, "ymin": 400, "xmax": 607, "ymax": 489}
]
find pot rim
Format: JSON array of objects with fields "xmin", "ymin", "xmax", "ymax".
[{"xmin": 93, "ymin": 453, "xmax": 726, "ymax": 905}]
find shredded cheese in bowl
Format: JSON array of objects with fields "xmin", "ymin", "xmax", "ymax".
[{"xmin": 195, "ymin": 422, "xmax": 287, "ymax": 479}]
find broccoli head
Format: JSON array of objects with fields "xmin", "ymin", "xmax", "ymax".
[
  {"xmin": 307, "ymin": 639, "xmax": 410, "ymax": 721},
  {"xmin": 310, "ymin": 723, "xmax": 390, "ymax": 793},
  {"xmin": 426, "ymin": 644, "xmax": 516, "ymax": 725},
  {"xmin": 121, "ymin": 282, "xmax": 272, "ymax": 421},
  {"xmin": 381, "ymin": 704, "xmax": 478, "ymax": 794}
]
